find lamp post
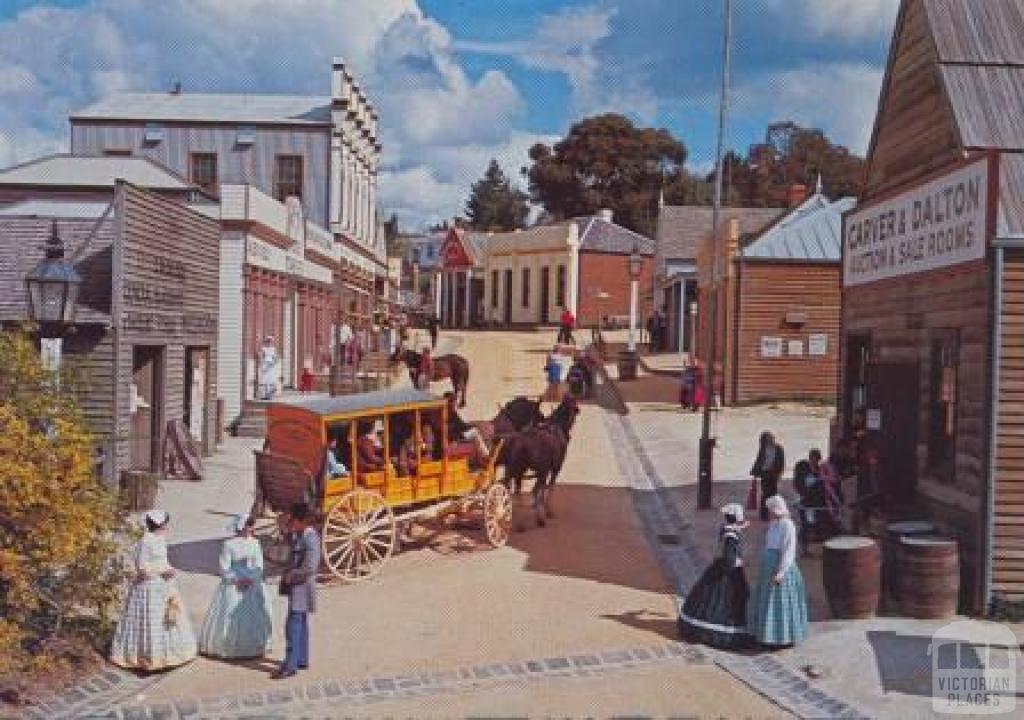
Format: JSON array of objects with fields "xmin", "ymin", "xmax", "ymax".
[
  {"xmin": 698, "ymin": 0, "xmax": 733, "ymax": 510},
  {"xmin": 617, "ymin": 243, "xmax": 644, "ymax": 381},
  {"xmin": 25, "ymin": 220, "xmax": 81, "ymax": 371}
]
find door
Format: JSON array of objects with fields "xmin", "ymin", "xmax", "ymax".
[
  {"xmin": 130, "ymin": 346, "xmax": 163, "ymax": 471},
  {"xmin": 540, "ymin": 267, "xmax": 551, "ymax": 324},
  {"xmin": 844, "ymin": 334, "xmax": 872, "ymax": 432},
  {"xmin": 184, "ymin": 347, "xmax": 209, "ymax": 453},
  {"xmin": 503, "ymin": 269, "xmax": 513, "ymax": 325},
  {"xmin": 471, "ymin": 277, "xmax": 485, "ymax": 326},
  {"xmin": 866, "ymin": 362, "xmax": 919, "ymax": 504},
  {"xmin": 283, "ymin": 292, "xmax": 295, "ymax": 388}
]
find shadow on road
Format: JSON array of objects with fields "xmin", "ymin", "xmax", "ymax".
[{"xmin": 600, "ymin": 609, "xmax": 679, "ymax": 641}]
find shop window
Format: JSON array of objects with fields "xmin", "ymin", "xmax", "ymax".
[
  {"xmin": 491, "ymin": 270, "xmax": 499, "ymax": 307},
  {"xmin": 928, "ymin": 331, "xmax": 959, "ymax": 481},
  {"xmin": 274, "ymin": 154, "xmax": 304, "ymax": 202},
  {"xmin": 189, "ymin": 152, "xmax": 218, "ymax": 195},
  {"xmin": 556, "ymin": 265, "xmax": 567, "ymax": 307},
  {"xmin": 522, "ymin": 268, "xmax": 530, "ymax": 308}
]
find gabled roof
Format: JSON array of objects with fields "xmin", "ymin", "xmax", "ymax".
[
  {"xmin": 72, "ymin": 92, "xmax": 332, "ymax": 126},
  {"xmin": 0, "ymin": 154, "xmax": 194, "ymax": 191},
  {"xmin": 743, "ymin": 194, "xmax": 856, "ymax": 262},
  {"xmin": 656, "ymin": 205, "xmax": 782, "ymax": 263},
  {"xmin": 573, "ymin": 216, "xmax": 655, "ymax": 255}
]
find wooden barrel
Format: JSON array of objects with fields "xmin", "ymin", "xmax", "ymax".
[
  {"xmin": 899, "ymin": 536, "xmax": 959, "ymax": 619},
  {"xmin": 822, "ymin": 535, "xmax": 881, "ymax": 619},
  {"xmin": 883, "ymin": 521, "xmax": 936, "ymax": 600}
]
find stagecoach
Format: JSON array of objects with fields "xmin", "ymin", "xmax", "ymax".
[{"xmin": 253, "ymin": 388, "xmax": 509, "ymax": 582}]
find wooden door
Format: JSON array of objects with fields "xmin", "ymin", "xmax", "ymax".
[
  {"xmin": 503, "ymin": 269, "xmax": 513, "ymax": 325},
  {"xmin": 130, "ymin": 346, "xmax": 163, "ymax": 471},
  {"xmin": 184, "ymin": 347, "xmax": 209, "ymax": 452},
  {"xmin": 866, "ymin": 362, "xmax": 919, "ymax": 505},
  {"xmin": 540, "ymin": 267, "xmax": 551, "ymax": 324}
]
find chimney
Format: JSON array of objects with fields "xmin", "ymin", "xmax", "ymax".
[
  {"xmin": 597, "ymin": 208, "xmax": 614, "ymax": 223},
  {"xmin": 331, "ymin": 57, "xmax": 348, "ymax": 104},
  {"xmin": 787, "ymin": 183, "xmax": 808, "ymax": 208},
  {"xmin": 170, "ymin": 80, "xmax": 182, "ymax": 95}
]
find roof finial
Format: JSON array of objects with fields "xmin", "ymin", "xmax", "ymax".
[{"xmin": 815, "ymin": 172, "xmax": 823, "ymax": 195}]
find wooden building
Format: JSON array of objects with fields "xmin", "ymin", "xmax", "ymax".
[
  {"xmin": 0, "ymin": 180, "xmax": 221, "ymax": 486},
  {"xmin": 840, "ymin": 0, "xmax": 1024, "ymax": 610},
  {"xmin": 698, "ymin": 188, "xmax": 852, "ymax": 405}
]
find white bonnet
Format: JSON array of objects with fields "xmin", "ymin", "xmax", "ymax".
[
  {"xmin": 765, "ymin": 494, "xmax": 789, "ymax": 516},
  {"xmin": 720, "ymin": 502, "xmax": 745, "ymax": 523}
]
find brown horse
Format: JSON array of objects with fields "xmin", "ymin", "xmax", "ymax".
[{"xmin": 391, "ymin": 348, "xmax": 470, "ymax": 406}]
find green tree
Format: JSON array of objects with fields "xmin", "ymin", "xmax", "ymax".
[
  {"xmin": 464, "ymin": 159, "xmax": 530, "ymax": 231},
  {"xmin": 0, "ymin": 328, "xmax": 131, "ymax": 677},
  {"xmin": 524, "ymin": 113, "xmax": 687, "ymax": 236}
]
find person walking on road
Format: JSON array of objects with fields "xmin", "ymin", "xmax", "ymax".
[
  {"xmin": 750, "ymin": 431, "xmax": 785, "ymax": 521},
  {"xmin": 678, "ymin": 502, "xmax": 751, "ymax": 649},
  {"xmin": 558, "ymin": 308, "xmax": 576, "ymax": 345},
  {"xmin": 747, "ymin": 495, "xmax": 808, "ymax": 647},
  {"xmin": 272, "ymin": 503, "xmax": 320, "ymax": 680},
  {"xmin": 426, "ymin": 315, "xmax": 439, "ymax": 350},
  {"xmin": 544, "ymin": 352, "xmax": 563, "ymax": 402}
]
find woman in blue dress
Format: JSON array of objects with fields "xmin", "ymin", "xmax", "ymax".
[
  {"xmin": 199, "ymin": 515, "xmax": 273, "ymax": 659},
  {"xmin": 678, "ymin": 503, "xmax": 751, "ymax": 649},
  {"xmin": 747, "ymin": 495, "xmax": 809, "ymax": 647}
]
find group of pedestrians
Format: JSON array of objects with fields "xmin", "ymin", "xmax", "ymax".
[{"xmin": 109, "ymin": 506, "xmax": 321, "ymax": 679}]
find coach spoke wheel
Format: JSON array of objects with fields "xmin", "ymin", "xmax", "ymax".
[
  {"xmin": 322, "ymin": 490, "xmax": 395, "ymax": 582},
  {"xmin": 483, "ymin": 483, "xmax": 513, "ymax": 547}
]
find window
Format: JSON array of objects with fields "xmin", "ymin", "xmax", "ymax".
[
  {"xmin": 491, "ymin": 271, "xmax": 499, "ymax": 307},
  {"xmin": 274, "ymin": 155, "xmax": 304, "ymax": 202},
  {"xmin": 103, "ymin": 148, "xmax": 132, "ymax": 157},
  {"xmin": 189, "ymin": 152, "xmax": 218, "ymax": 195},
  {"xmin": 521, "ymin": 268, "xmax": 530, "ymax": 308},
  {"xmin": 928, "ymin": 331, "xmax": 959, "ymax": 481},
  {"xmin": 412, "ymin": 248, "xmax": 421, "ymax": 265},
  {"xmin": 556, "ymin": 265, "xmax": 567, "ymax": 307}
]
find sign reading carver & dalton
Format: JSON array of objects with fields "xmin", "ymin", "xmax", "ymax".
[{"xmin": 843, "ymin": 157, "xmax": 989, "ymax": 287}]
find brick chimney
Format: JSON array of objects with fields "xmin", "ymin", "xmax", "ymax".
[{"xmin": 787, "ymin": 183, "xmax": 808, "ymax": 208}]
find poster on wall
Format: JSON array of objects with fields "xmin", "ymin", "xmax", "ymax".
[
  {"xmin": 808, "ymin": 334, "xmax": 828, "ymax": 356},
  {"xmin": 788, "ymin": 340, "xmax": 805, "ymax": 357},
  {"xmin": 761, "ymin": 337, "xmax": 783, "ymax": 358},
  {"xmin": 843, "ymin": 156, "xmax": 989, "ymax": 287}
]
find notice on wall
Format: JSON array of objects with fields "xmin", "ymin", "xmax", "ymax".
[
  {"xmin": 808, "ymin": 333, "xmax": 828, "ymax": 357},
  {"xmin": 788, "ymin": 340, "xmax": 805, "ymax": 357},
  {"xmin": 761, "ymin": 337, "xmax": 783, "ymax": 358},
  {"xmin": 867, "ymin": 409, "xmax": 882, "ymax": 431},
  {"xmin": 843, "ymin": 156, "xmax": 989, "ymax": 287}
]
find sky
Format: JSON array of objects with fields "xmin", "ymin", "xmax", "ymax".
[{"xmin": 0, "ymin": 0, "xmax": 900, "ymax": 230}]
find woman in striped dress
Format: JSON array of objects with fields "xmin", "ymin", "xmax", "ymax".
[
  {"xmin": 747, "ymin": 495, "xmax": 809, "ymax": 647},
  {"xmin": 110, "ymin": 511, "xmax": 197, "ymax": 671}
]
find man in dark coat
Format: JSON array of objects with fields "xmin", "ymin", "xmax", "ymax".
[{"xmin": 750, "ymin": 431, "xmax": 785, "ymax": 521}]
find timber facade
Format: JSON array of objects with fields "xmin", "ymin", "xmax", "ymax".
[{"xmin": 841, "ymin": 0, "xmax": 1024, "ymax": 610}]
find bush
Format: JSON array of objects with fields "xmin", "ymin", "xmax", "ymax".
[{"xmin": 0, "ymin": 328, "xmax": 132, "ymax": 676}]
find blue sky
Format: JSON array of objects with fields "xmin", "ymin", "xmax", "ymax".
[{"xmin": 0, "ymin": 0, "xmax": 900, "ymax": 228}]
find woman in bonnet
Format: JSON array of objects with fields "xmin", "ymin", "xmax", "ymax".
[{"xmin": 110, "ymin": 510, "xmax": 197, "ymax": 670}]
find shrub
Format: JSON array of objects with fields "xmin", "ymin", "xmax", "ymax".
[{"xmin": 0, "ymin": 328, "xmax": 132, "ymax": 676}]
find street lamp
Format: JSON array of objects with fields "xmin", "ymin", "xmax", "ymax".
[
  {"xmin": 617, "ymin": 243, "xmax": 643, "ymax": 381},
  {"xmin": 25, "ymin": 221, "xmax": 81, "ymax": 373}
]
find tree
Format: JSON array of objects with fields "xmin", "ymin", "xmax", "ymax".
[
  {"xmin": 0, "ymin": 329, "xmax": 131, "ymax": 677},
  {"xmin": 464, "ymin": 159, "xmax": 530, "ymax": 231},
  {"xmin": 524, "ymin": 113, "xmax": 687, "ymax": 236}
]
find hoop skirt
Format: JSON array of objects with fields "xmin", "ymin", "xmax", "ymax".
[
  {"xmin": 110, "ymin": 533, "xmax": 197, "ymax": 671},
  {"xmin": 747, "ymin": 548, "xmax": 808, "ymax": 646},
  {"xmin": 198, "ymin": 536, "xmax": 273, "ymax": 659},
  {"xmin": 678, "ymin": 530, "xmax": 750, "ymax": 649}
]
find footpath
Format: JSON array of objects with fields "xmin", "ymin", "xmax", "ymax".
[{"xmin": 609, "ymin": 365, "xmax": 1024, "ymax": 719}]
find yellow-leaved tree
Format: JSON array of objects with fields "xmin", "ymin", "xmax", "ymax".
[{"xmin": 0, "ymin": 328, "xmax": 132, "ymax": 676}]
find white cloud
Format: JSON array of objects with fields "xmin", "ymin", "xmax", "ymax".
[
  {"xmin": 764, "ymin": 0, "xmax": 900, "ymax": 42},
  {"xmin": 0, "ymin": 0, "xmax": 528, "ymax": 228},
  {"xmin": 735, "ymin": 63, "xmax": 885, "ymax": 153}
]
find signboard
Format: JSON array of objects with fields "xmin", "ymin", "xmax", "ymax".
[
  {"xmin": 788, "ymin": 340, "xmax": 805, "ymax": 357},
  {"xmin": 843, "ymin": 157, "xmax": 989, "ymax": 287},
  {"xmin": 761, "ymin": 337, "xmax": 783, "ymax": 358},
  {"xmin": 808, "ymin": 333, "xmax": 828, "ymax": 357},
  {"xmin": 247, "ymin": 237, "xmax": 333, "ymax": 284},
  {"xmin": 867, "ymin": 409, "xmax": 882, "ymax": 431}
]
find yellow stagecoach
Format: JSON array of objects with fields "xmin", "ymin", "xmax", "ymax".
[{"xmin": 253, "ymin": 388, "xmax": 509, "ymax": 581}]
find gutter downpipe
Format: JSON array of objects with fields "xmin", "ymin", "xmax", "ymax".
[{"xmin": 984, "ymin": 241, "xmax": 1003, "ymax": 614}]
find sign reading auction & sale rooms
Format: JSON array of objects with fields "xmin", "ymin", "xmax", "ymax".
[{"xmin": 844, "ymin": 157, "xmax": 990, "ymax": 287}]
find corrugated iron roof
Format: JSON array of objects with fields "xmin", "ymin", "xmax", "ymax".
[
  {"xmin": 72, "ymin": 92, "xmax": 332, "ymax": 126},
  {"xmin": 0, "ymin": 200, "xmax": 112, "ymax": 219},
  {"xmin": 656, "ymin": 205, "xmax": 782, "ymax": 263},
  {"xmin": 573, "ymin": 216, "xmax": 655, "ymax": 255},
  {"xmin": 999, "ymin": 153, "xmax": 1024, "ymax": 237},
  {"xmin": 475, "ymin": 223, "xmax": 575, "ymax": 255},
  {"xmin": 743, "ymin": 194, "xmax": 856, "ymax": 262},
  {"xmin": 0, "ymin": 154, "xmax": 193, "ymax": 190},
  {"xmin": 926, "ymin": 0, "xmax": 1024, "ymax": 64},
  {"xmin": 940, "ymin": 65, "xmax": 1024, "ymax": 151}
]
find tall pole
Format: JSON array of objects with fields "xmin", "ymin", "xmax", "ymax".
[
  {"xmin": 698, "ymin": 0, "xmax": 733, "ymax": 510},
  {"xmin": 628, "ymin": 278, "xmax": 638, "ymax": 352}
]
